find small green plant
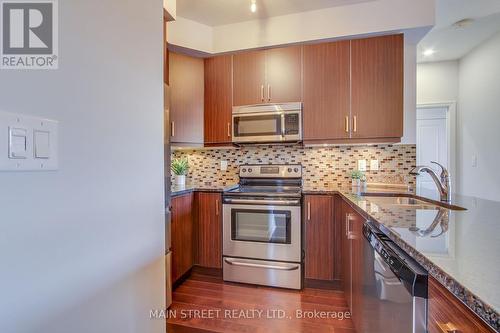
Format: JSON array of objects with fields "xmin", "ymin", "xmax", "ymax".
[
  {"xmin": 351, "ymin": 170, "xmax": 365, "ymax": 180},
  {"xmin": 171, "ymin": 157, "xmax": 189, "ymax": 176}
]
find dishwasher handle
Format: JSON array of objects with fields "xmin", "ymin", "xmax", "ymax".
[{"xmin": 364, "ymin": 221, "xmax": 428, "ymax": 298}]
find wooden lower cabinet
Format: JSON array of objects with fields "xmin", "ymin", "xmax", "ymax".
[
  {"xmin": 171, "ymin": 193, "xmax": 194, "ymax": 283},
  {"xmin": 428, "ymin": 277, "xmax": 495, "ymax": 333},
  {"xmin": 340, "ymin": 197, "xmax": 365, "ymax": 330},
  {"xmin": 304, "ymin": 195, "xmax": 335, "ymax": 281},
  {"xmin": 196, "ymin": 192, "xmax": 222, "ymax": 269}
]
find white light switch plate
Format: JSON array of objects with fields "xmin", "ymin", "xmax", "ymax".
[
  {"xmin": 370, "ymin": 159, "xmax": 379, "ymax": 171},
  {"xmin": 0, "ymin": 111, "xmax": 59, "ymax": 171},
  {"xmin": 472, "ymin": 155, "xmax": 477, "ymax": 168},
  {"xmin": 220, "ymin": 160, "xmax": 228, "ymax": 171},
  {"xmin": 358, "ymin": 159, "xmax": 367, "ymax": 171}
]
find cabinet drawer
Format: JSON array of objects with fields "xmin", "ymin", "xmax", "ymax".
[{"xmin": 428, "ymin": 277, "xmax": 495, "ymax": 333}]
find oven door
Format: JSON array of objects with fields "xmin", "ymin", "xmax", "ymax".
[{"xmin": 223, "ymin": 200, "xmax": 301, "ymax": 262}]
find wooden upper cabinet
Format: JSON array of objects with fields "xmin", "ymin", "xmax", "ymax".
[
  {"xmin": 303, "ymin": 41, "xmax": 350, "ymax": 141},
  {"xmin": 265, "ymin": 46, "xmax": 302, "ymax": 103},
  {"xmin": 233, "ymin": 51, "xmax": 266, "ymax": 106},
  {"xmin": 169, "ymin": 52, "xmax": 204, "ymax": 144},
  {"xmin": 304, "ymin": 195, "xmax": 335, "ymax": 281},
  {"xmin": 204, "ymin": 55, "xmax": 233, "ymax": 145},
  {"xmin": 233, "ymin": 46, "xmax": 302, "ymax": 106},
  {"xmin": 351, "ymin": 34, "xmax": 404, "ymax": 139},
  {"xmin": 196, "ymin": 192, "xmax": 222, "ymax": 269}
]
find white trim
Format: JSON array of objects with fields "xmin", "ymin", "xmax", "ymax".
[{"xmin": 416, "ymin": 101, "xmax": 457, "ymax": 193}]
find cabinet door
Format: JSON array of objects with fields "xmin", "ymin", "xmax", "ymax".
[
  {"xmin": 351, "ymin": 34, "xmax": 404, "ymax": 139},
  {"xmin": 428, "ymin": 277, "xmax": 495, "ymax": 333},
  {"xmin": 265, "ymin": 46, "xmax": 302, "ymax": 103},
  {"xmin": 341, "ymin": 200, "xmax": 353, "ymax": 311},
  {"xmin": 169, "ymin": 52, "xmax": 204, "ymax": 144},
  {"xmin": 233, "ymin": 51, "xmax": 266, "ymax": 106},
  {"xmin": 204, "ymin": 55, "xmax": 233, "ymax": 145},
  {"xmin": 171, "ymin": 193, "xmax": 194, "ymax": 283},
  {"xmin": 350, "ymin": 209, "xmax": 365, "ymax": 331},
  {"xmin": 303, "ymin": 41, "xmax": 350, "ymax": 141},
  {"xmin": 304, "ymin": 195, "xmax": 334, "ymax": 280},
  {"xmin": 197, "ymin": 192, "xmax": 222, "ymax": 268}
]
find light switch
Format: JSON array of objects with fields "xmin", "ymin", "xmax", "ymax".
[
  {"xmin": 9, "ymin": 127, "xmax": 28, "ymax": 159},
  {"xmin": 1, "ymin": 111, "xmax": 59, "ymax": 171},
  {"xmin": 220, "ymin": 160, "xmax": 228, "ymax": 171},
  {"xmin": 34, "ymin": 130, "xmax": 50, "ymax": 159},
  {"xmin": 370, "ymin": 159, "xmax": 379, "ymax": 171}
]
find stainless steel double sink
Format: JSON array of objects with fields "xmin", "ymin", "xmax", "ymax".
[{"xmin": 360, "ymin": 192, "xmax": 466, "ymax": 211}]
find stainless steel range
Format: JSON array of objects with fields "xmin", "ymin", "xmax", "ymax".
[{"xmin": 222, "ymin": 164, "xmax": 303, "ymax": 290}]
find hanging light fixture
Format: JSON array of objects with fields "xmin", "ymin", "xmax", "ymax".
[{"xmin": 250, "ymin": 0, "xmax": 257, "ymax": 13}]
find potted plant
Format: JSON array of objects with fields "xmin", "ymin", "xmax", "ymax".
[
  {"xmin": 171, "ymin": 157, "xmax": 189, "ymax": 186},
  {"xmin": 351, "ymin": 170, "xmax": 365, "ymax": 187}
]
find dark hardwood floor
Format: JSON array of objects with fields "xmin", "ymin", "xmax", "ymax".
[{"xmin": 167, "ymin": 273, "xmax": 355, "ymax": 333}]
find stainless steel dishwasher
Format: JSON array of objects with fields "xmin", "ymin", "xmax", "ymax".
[{"xmin": 360, "ymin": 221, "xmax": 428, "ymax": 333}]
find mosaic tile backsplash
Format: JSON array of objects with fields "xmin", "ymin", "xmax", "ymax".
[{"xmin": 171, "ymin": 144, "xmax": 417, "ymax": 188}]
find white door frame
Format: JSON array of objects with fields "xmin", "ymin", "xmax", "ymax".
[{"xmin": 416, "ymin": 101, "xmax": 457, "ymax": 187}]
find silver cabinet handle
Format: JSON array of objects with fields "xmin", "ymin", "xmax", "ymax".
[
  {"xmin": 353, "ymin": 115, "xmax": 357, "ymax": 133},
  {"xmin": 224, "ymin": 198, "xmax": 300, "ymax": 205},
  {"xmin": 215, "ymin": 199, "xmax": 219, "ymax": 216},
  {"xmin": 261, "ymin": 84, "xmax": 264, "ymax": 101},
  {"xmin": 171, "ymin": 121, "xmax": 175, "ymax": 137},
  {"xmin": 307, "ymin": 202, "xmax": 311, "ymax": 221},
  {"xmin": 227, "ymin": 123, "xmax": 231, "ymax": 137},
  {"xmin": 345, "ymin": 213, "xmax": 349, "ymax": 237},
  {"xmin": 224, "ymin": 258, "xmax": 299, "ymax": 271},
  {"xmin": 346, "ymin": 213, "xmax": 356, "ymax": 240},
  {"xmin": 268, "ymin": 84, "xmax": 271, "ymax": 101},
  {"xmin": 345, "ymin": 116, "xmax": 349, "ymax": 133}
]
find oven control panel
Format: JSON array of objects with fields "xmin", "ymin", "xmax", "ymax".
[{"xmin": 239, "ymin": 164, "xmax": 302, "ymax": 178}]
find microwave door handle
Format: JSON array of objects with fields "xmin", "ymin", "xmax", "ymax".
[{"xmin": 281, "ymin": 114, "xmax": 285, "ymax": 138}]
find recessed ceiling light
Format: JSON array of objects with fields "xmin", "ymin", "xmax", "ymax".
[
  {"xmin": 250, "ymin": 0, "xmax": 257, "ymax": 13},
  {"xmin": 423, "ymin": 49, "xmax": 435, "ymax": 57}
]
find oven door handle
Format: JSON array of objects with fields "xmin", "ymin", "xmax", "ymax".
[
  {"xmin": 224, "ymin": 258, "xmax": 300, "ymax": 271},
  {"xmin": 223, "ymin": 198, "xmax": 300, "ymax": 205}
]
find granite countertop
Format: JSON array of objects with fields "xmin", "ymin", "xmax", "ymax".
[
  {"xmin": 171, "ymin": 183, "xmax": 237, "ymax": 197},
  {"xmin": 306, "ymin": 185, "xmax": 499, "ymax": 331},
  {"xmin": 170, "ymin": 182, "xmax": 499, "ymax": 330}
]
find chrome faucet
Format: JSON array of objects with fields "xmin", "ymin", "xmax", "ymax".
[
  {"xmin": 409, "ymin": 209, "xmax": 449, "ymax": 238},
  {"xmin": 410, "ymin": 161, "xmax": 451, "ymax": 202}
]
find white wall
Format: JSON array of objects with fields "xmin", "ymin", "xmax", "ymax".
[
  {"xmin": 167, "ymin": 16, "xmax": 213, "ymax": 54},
  {"xmin": 0, "ymin": 1, "xmax": 166, "ymax": 332},
  {"xmin": 417, "ymin": 60, "xmax": 459, "ymax": 104},
  {"xmin": 402, "ymin": 42, "xmax": 417, "ymax": 144},
  {"xmin": 457, "ymin": 31, "xmax": 500, "ymax": 201},
  {"xmin": 168, "ymin": 0, "xmax": 434, "ymax": 53},
  {"xmin": 211, "ymin": 0, "xmax": 434, "ymax": 53}
]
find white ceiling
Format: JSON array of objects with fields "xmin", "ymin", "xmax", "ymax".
[
  {"xmin": 417, "ymin": 0, "xmax": 500, "ymax": 63},
  {"xmin": 176, "ymin": 0, "xmax": 374, "ymax": 27}
]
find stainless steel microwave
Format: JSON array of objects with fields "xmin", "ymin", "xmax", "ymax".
[{"xmin": 232, "ymin": 102, "xmax": 302, "ymax": 144}]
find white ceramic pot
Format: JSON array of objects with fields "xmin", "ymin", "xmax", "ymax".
[
  {"xmin": 351, "ymin": 179, "xmax": 361, "ymax": 187},
  {"xmin": 175, "ymin": 175, "xmax": 186, "ymax": 186}
]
